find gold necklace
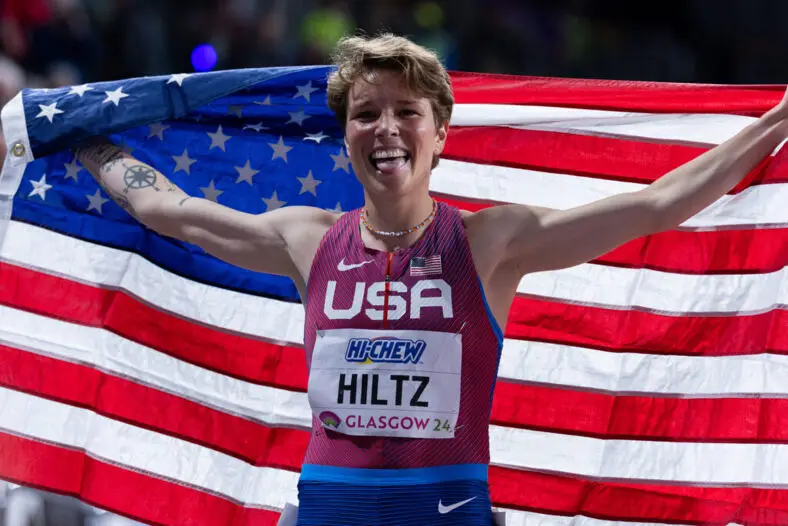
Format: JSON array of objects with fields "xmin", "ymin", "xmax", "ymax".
[{"xmin": 361, "ymin": 200, "xmax": 437, "ymax": 238}]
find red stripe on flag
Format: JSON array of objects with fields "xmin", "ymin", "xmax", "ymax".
[
  {"xmin": 436, "ymin": 196, "xmax": 788, "ymax": 274},
  {"xmin": 489, "ymin": 466, "xmax": 788, "ymax": 525},
  {"xmin": 508, "ymin": 296, "xmax": 786, "ymax": 356},
  {"xmin": 0, "ymin": 262, "xmax": 308, "ymax": 390},
  {"xmin": 492, "ymin": 382, "xmax": 788, "ymax": 442},
  {"xmin": 448, "ymin": 72, "xmax": 784, "ymax": 115},
  {"xmin": 0, "ymin": 432, "xmax": 281, "ymax": 526},
  {"xmin": 0, "ymin": 344, "xmax": 309, "ymax": 469},
  {"xmin": 443, "ymin": 126, "xmax": 787, "ymax": 189}
]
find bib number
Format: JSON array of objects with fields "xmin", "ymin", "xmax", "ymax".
[{"xmin": 308, "ymin": 329, "xmax": 462, "ymax": 439}]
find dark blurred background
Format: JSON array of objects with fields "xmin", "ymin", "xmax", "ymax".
[
  {"xmin": 3, "ymin": 0, "xmax": 788, "ymax": 96},
  {"xmin": 3, "ymin": 0, "xmax": 787, "ymax": 163}
]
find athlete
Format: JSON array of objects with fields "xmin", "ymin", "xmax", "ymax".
[{"xmin": 76, "ymin": 33, "xmax": 788, "ymax": 526}]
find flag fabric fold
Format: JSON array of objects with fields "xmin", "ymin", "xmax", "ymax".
[{"xmin": 0, "ymin": 65, "xmax": 786, "ymax": 526}]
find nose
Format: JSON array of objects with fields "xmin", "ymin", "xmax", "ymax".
[{"xmin": 374, "ymin": 109, "xmax": 399, "ymax": 138}]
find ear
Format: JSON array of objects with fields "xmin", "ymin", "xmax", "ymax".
[
  {"xmin": 344, "ymin": 137, "xmax": 350, "ymax": 155},
  {"xmin": 434, "ymin": 121, "xmax": 449, "ymax": 156}
]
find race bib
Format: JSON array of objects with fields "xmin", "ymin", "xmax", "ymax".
[{"xmin": 308, "ymin": 328, "xmax": 462, "ymax": 439}]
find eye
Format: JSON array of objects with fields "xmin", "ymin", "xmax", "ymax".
[
  {"xmin": 352, "ymin": 110, "xmax": 377, "ymax": 121},
  {"xmin": 399, "ymin": 109, "xmax": 419, "ymax": 117}
]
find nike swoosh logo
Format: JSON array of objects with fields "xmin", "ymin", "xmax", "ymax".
[
  {"xmin": 438, "ymin": 496, "xmax": 476, "ymax": 514},
  {"xmin": 337, "ymin": 258, "xmax": 373, "ymax": 271}
]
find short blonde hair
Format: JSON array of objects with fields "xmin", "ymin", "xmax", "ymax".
[{"xmin": 327, "ymin": 33, "xmax": 454, "ymax": 130}]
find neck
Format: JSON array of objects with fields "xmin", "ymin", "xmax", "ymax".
[{"xmin": 362, "ymin": 191, "xmax": 435, "ymax": 244}]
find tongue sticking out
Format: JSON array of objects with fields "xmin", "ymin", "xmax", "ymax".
[{"xmin": 374, "ymin": 156, "xmax": 409, "ymax": 174}]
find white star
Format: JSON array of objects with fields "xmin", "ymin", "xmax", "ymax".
[
  {"xmin": 207, "ymin": 125, "xmax": 232, "ymax": 151},
  {"xmin": 103, "ymin": 87, "xmax": 129, "ymax": 106},
  {"xmin": 172, "ymin": 148, "xmax": 197, "ymax": 175},
  {"xmin": 287, "ymin": 110, "xmax": 310, "ymax": 126},
  {"xmin": 200, "ymin": 180, "xmax": 224, "ymax": 202},
  {"xmin": 68, "ymin": 84, "xmax": 93, "ymax": 97},
  {"xmin": 28, "ymin": 175, "xmax": 53, "ymax": 200},
  {"xmin": 148, "ymin": 122, "xmax": 170, "ymax": 141},
  {"xmin": 36, "ymin": 103, "xmax": 64, "ymax": 123},
  {"xmin": 234, "ymin": 159, "xmax": 260, "ymax": 185},
  {"xmin": 228, "ymin": 105, "xmax": 244, "ymax": 118},
  {"xmin": 86, "ymin": 189, "xmax": 110, "ymax": 214},
  {"xmin": 330, "ymin": 148, "xmax": 351, "ymax": 172},
  {"xmin": 329, "ymin": 202, "xmax": 343, "ymax": 213},
  {"xmin": 262, "ymin": 191, "xmax": 286, "ymax": 211},
  {"xmin": 297, "ymin": 170, "xmax": 322, "ymax": 197},
  {"xmin": 254, "ymin": 96, "xmax": 272, "ymax": 106},
  {"xmin": 167, "ymin": 73, "xmax": 191, "ymax": 86},
  {"xmin": 243, "ymin": 122, "xmax": 267, "ymax": 132},
  {"xmin": 304, "ymin": 131, "xmax": 329, "ymax": 144},
  {"xmin": 269, "ymin": 136, "xmax": 293, "ymax": 162},
  {"xmin": 64, "ymin": 158, "xmax": 82, "ymax": 181},
  {"xmin": 294, "ymin": 81, "xmax": 318, "ymax": 102}
]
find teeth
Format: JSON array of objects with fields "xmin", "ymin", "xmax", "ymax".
[{"xmin": 371, "ymin": 149, "xmax": 407, "ymax": 160}]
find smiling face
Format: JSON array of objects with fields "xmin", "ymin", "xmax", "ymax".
[{"xmin": 344, "ymin": 69, "xmax": 448, "ymax": 197}]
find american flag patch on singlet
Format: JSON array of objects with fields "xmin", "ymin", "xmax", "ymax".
[{"xmin": 410, "ymin": 255, "xmax": 442, "ymax": 276}]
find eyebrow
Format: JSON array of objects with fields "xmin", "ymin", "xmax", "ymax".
[{"xmin": 351, "ymin": 98, "xmax": 419, "ymax": 108}]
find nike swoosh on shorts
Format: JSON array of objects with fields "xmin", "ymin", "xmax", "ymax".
[{"xmin": 438, "ymin": 496, "xmax": 477, "ymax": 514}]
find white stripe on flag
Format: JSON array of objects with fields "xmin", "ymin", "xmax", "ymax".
[
  {"xmin": 431, "ymin": 159, "xmax": 788, "ymax": 228},
  {"xmin": 451, "ymin": 104, "xmax": 758, "ymax": 146}
]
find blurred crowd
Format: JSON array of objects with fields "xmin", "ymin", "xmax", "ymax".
[
  {"xmin": 2, "ymin": 0, "xmax": 788, "ymax": 102},
  {"xmin": 1, "ymin": 0, "xmax": 787, "ymax": 522}
]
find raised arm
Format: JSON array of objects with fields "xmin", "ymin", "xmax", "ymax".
[
  {"xmin": 479, "ymin": 88, "xmax": 788, "ymax": 275},
  {"xmin": 76, "ymin": 138, "xmax": 334, "ymax": 278}
]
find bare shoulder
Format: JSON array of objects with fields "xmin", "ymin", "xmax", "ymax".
[
  {"xmin": 266, "ymin": 204, "xmax": 340, "ymax": 226},
  {"xmin": 259, "ymin": 204, "xmax": 340, "ymax": 242},
  {"xmin": 458, "ymin": 205, "xmax": 534, "ymax": 328},
  {"xmin": 272, "ymin": 206, "xmax": 343, "ymax": 287},
  {"xmin": 461, "ymin": 204, "xmax": 543, "ymax": 230},
  {"xmin": 458, "ymin": 206, "xmax": 519, "ymax": 281},
  {"xmin": 459, "ymin": 203, "xmax": 549, "ymax": 279},
  {"xmin": 272, "ymin": 204, "xmax": 342, "ymax": 250},
  {"xmin": 460, "ymin": 204, "xmax": 538, "ymax": 245}
]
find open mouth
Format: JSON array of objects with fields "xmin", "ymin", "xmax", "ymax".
[{"xmin": 369, "ymin": 148, "xmax": 411, "ymax": 173}]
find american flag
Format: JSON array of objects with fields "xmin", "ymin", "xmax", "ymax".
[
  {"xmin": 410, "ymin": 255, "xmax": 442, "ymax": 276},
  {"xmin": 0, "ymin": 65, "xmax": 786, "ymax": 526}
]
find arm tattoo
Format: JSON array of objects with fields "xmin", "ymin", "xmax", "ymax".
[
  {"xmin": 110, "ymin": 189, "xmax": 134, "ymax": 214},
  {"xmin": 77, "ymin": 140, "xmax": 183, "ymax": 217},
  {"xmin": 165, "ymin": 179, "xmax": 179, "ymax": 193},
  {"xmin": 93, "ymin": 178, "xmax": 134, "ymax": 215},
  {"xmin": 100, "ymin": 155, "xmax": 125, "ymax": 175},
  {"xmin": 76, "ymin": 142, "xmax": 124, "ymax": 171},
  {"xmin": 121, "ymin": 163, "xmax": 158, "ymax": 192}
]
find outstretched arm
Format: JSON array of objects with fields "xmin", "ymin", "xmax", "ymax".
[
  {"xmin": 76, "ymin": 138, "xmax": 333, "ymax": 277},
  {"xmin": 481, "ymin": 88, "xmax": 788, "ymax": 275}
]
